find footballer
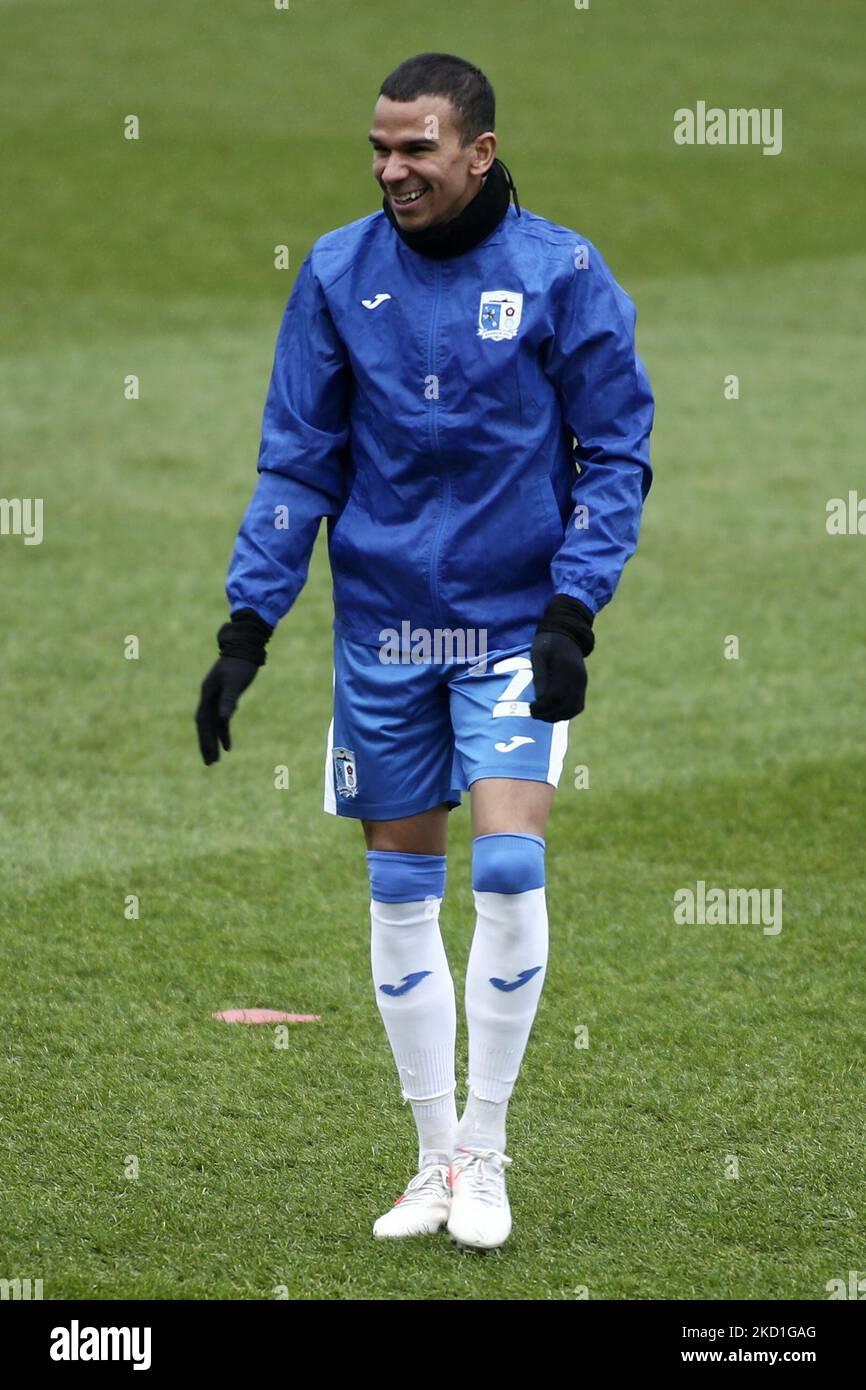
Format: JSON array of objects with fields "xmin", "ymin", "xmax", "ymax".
[{"xmin": 196, "ymin": 53, "xmax": 654, "ymax": 1250}]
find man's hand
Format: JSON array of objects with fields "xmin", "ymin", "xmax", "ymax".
[
  {"xmin": 529, "ymin": 594, "xmax": 595, "ymax": 723},
  {"xmin": 195, "ymin": 608, "xmax": 273, "ymax": 765},
  {"xmin": 196, "ymin": 656, "xmax": 260, "ymax": 764}
]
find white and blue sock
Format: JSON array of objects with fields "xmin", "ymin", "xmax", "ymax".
[
  {"xmin": 368, "ymin": 850, "xmax": 457, "ymax": 1169},
  {"xmin": 457, "ymin": 833, "xmax": 549, "ymax": 1153}
]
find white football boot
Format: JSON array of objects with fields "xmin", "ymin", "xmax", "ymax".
[
  {"xmin": 447, "ymin": 1146, "xmax": 514, "ymax": 1250},
  {"xmin": 373, "ymin": 1163, "xmax": 451, "ymax": 1239}
]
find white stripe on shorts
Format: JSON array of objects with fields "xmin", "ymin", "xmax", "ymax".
[
  {"xmin": 546, "ymin": 718, "xmax": 569, "ymax": 786},
  {"xmin": 323, "ymin": 663, "xmax": 337, "ymax": 815}
]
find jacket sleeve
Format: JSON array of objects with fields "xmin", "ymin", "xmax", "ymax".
[
  {"xmin": 225, "ymin": 252, "xmax": 351, "ymax": 628},
  {"xmin": 542, "ymin": 244, "xmax": 654, "ymax": 615}
]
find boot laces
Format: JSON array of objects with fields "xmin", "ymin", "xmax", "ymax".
[
  {"xmin": 395, "ymin": 1163, "xmax": 449, "ymax": 1206},
  {"xmin": 452, "ymin": 1146, "xmax": 513, "ymax": 1206}
]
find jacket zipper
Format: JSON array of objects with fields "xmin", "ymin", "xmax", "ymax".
[{"xmin": 427, "ymin": 264, "xmax": 449, "ymax": 629}]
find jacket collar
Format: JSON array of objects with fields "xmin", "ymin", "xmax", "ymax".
[{"xmin": 382, "ymin": 158, "xmax": 520, "ymax": 260}]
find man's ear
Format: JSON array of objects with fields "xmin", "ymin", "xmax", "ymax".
[{"xmin": 469, "ymin": 131, "xmax": 497, "ymax": 177}]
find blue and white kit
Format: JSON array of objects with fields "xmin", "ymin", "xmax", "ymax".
[{"xmin": 225, "ymin": 201, "xmax": 654, "ymax": 818}]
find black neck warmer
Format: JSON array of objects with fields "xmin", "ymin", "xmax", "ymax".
[{"xmin": 382, "ymin": 157, "xmax": 521, "ymax": 260}]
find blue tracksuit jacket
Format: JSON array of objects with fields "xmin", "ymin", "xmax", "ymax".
[{"xmin": 226, "ymin": 203, "xmax": 653, "ymax": 648}]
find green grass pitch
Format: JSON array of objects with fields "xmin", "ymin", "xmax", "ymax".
[{"xmin": 1, "ymin": 0, "xmax": 864, "ymax": 1299}]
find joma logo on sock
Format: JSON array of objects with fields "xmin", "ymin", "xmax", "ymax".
[
  {"xmin": 673, "ymin": 881, "xmax": 782, "ymax": 936},
  {"xmin": 50, "ymin": 1321, "xmax": 152, "ymax": 1370},
  {"xmin": 490, "ymin": 966, "xmax": 543, "ymax": 992},
  {"xmin": 379, "ymin": 971, "xmax": 432, "ymax": 997}
]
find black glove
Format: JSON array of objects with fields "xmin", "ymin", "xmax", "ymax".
[
  {"xmin": 529, "ymin": 594, "xmax": 595, "ymax": 722},
  {"xmin": 195, "ymin": 608, "xmax": 273, "ymax": 765}
]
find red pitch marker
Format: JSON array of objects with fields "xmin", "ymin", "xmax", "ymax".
[{"xmin": 212, "ymin": 1009, "xmax": 321, "ymax": 1024}]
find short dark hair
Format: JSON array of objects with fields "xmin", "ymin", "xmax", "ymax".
[{"xmin": 379, "ymin": 52, "xmax": 495, "ymax": 145}]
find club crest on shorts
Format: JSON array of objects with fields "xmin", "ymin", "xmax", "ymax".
[
  {"xmin": 478, "ymin": 290, "xmax": 524, "ymax": 341},
  {"xmin": 332, "ymin": 746, "xmax": 359, "ymax": 799}
]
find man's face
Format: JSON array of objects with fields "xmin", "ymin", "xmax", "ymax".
[{"xmin": 370, "ymin": 94, "xmax": 496, "ymax": 232}]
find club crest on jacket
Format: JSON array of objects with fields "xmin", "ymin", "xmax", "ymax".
[{"xmin": 478, "ymin": 290, "xmax": 524, "ymax": 341}]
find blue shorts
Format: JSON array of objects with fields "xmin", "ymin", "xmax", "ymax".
[{"xmin": 323, "ymin": 636, "xmax": 570, "ymax": 820}]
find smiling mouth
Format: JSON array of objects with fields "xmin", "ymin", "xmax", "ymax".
[{"xmin": 389, "ymin": 186, "xmax": 429, "ymax": 208}]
